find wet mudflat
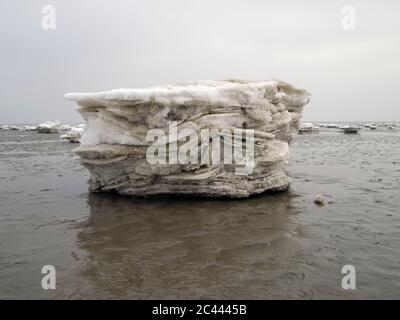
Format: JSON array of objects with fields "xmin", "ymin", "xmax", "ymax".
[{"xmin": 0, "ymin": 128, "xmax": 399, "ymax": 299}]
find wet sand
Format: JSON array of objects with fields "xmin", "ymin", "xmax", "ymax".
[{"xmin": 0, "ymin": 127, "xmax": 399, "ymax": 299}]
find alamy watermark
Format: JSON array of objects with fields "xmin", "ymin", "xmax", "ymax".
[
  {"xmin": 341, "ymin": 265, "xmax": 356, "ymax": 290},
  {"xmin": 146, "ymin": 121, "xmax": 255, "ymax": 175},
  {"xmin": 41, "ymin": 5, "xmax": 56, "ymax": 30},
  {"xmin": 41, "ymin": 265, "xmax": 56, "ymax": 290},
  {"xmin": 341, "ymin": 5, "xmax": 356, "ymax": 30}
]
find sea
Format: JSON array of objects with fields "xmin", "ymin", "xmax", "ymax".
[{"xmin": 0, "ymin": 123, "xmax": 399, "ymax": 299}]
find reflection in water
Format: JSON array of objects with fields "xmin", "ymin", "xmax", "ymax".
[
  {"xmin": 77, "ymin": 192, "xmax": 306, "ymax": 299},
  {"xmin": 3, "ymin": 129, "xmax": 400, "ymax": 298}
]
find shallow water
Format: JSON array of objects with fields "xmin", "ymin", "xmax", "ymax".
[{"xmin": 0, "ymin": 127, "xmax": 399, "ymax": 299}]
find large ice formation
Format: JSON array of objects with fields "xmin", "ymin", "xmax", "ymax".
[{"xmin": 65, "ymin": 80, "xmax": 310, "ymax": 198}]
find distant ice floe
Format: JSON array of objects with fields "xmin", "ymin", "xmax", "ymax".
[
  {"xmin": 340, "ymin": 125, "xmax": 361, "ymax": 134},
  {"xmin": 0, "ymin": 125, "xmax": 31, "ymax": 131},
  {"xmin": 37, "ymin": 121, "xmax": 61, "ymax": 133},
  {"xmin": 1, "ymin": 121, "xmax": 86, "ymax": 144},
  {"xmin": 60, "ymin": 127, "xmax": 84, "ymax": 143},
  {"xmin": 23, "ymin": 125, "xmax": 38, "ymax": 131},
  {"xmin": 1, "ymin": 125, "xmax": 20, "ymax": 130},
  {"xmin": 299, "ymin": 123, "xmax": 320, "ymax": 134},
  {"xmin": 319, "ymin": 123, "xmax": 338, "ymax": 128},
  {"xmin": 296, "ymin": 122, "xmax": 399, "ymax": 134},
  {"xmin": 58, "ymin": 124, "xmax": 73, "ymax": 132}
]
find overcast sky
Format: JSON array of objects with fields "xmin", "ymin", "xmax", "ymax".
[{"xmin": 1, "ymin": 0, "xmax": 399, "ymax": 123}]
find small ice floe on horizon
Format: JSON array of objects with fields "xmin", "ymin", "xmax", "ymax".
[
  {"xmin": 22, "ymin": 125, "xmax": 38, "ymax": 131},
  {"xmin": 363, "ymin": 122, "xmax": 377, "ymax": 129},
  {"xmin": 326, "ymin": 123, "xmax": 338, "ymax": 128},
  {"xmin": 1, "ymin": 125, "xmax": 20, "ymax": 130},
  {"xmin": 340, "ymin": 124, "xmax": 361, "ymax": 134},
  {"xmin": 318, "ymin": 123, "xmax": 338, "ymax": 129},
  {"xmin": 58, "ymin": 124, "xmax": 73, "ymax": 132},
  {"xmin": 299, "ymin": 122, "xmax": 320, "ymax": 134},
  {"xmin": 382, "ymin": 122, "xmax": 396, "ymax": 130},
  {"xmin": 60, "ymin": 127, "xmax": 84, "ymax": 143},
  {"xmin": 37, "ymin": 121, "xmax": 61, "ymax": 133}
]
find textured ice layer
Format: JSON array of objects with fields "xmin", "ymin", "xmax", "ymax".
[{"xmin": 65, "ymin": 79, "xmax": 310, "ymax": 198}]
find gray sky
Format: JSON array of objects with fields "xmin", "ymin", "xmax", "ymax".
[{"xmin": 1, "ymin": 0, "xmax": 399, "ymax": 124}]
